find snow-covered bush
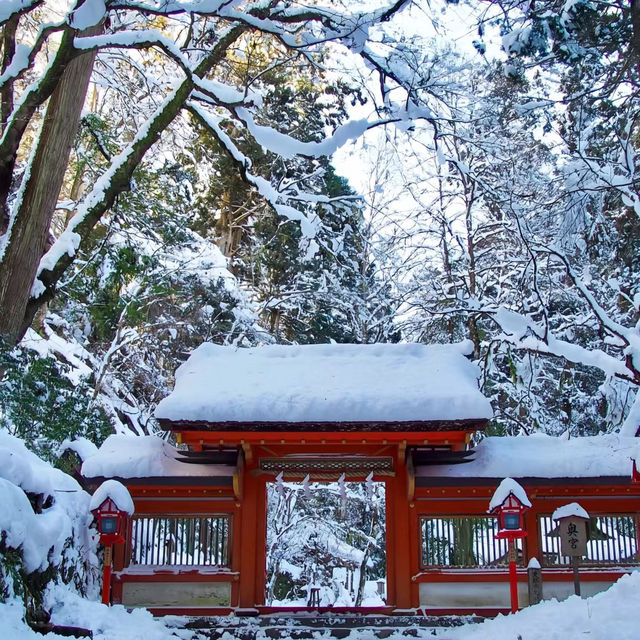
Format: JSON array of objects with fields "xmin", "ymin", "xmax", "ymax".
[{"xmin": 0, "ymin": 430, "xmax": 99, "ymax": 612}]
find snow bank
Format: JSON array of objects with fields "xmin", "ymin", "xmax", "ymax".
[
  {"xmin": 417, "ymin": 433, "xmax": 640, "ymax": 479},
  {"xmin": 155, "ymin": 341, "xmax": 493, "ymax": 424},
  {"xmin": 1, "ymin": 570, "xmax": 638, "ymax": 640},
  {"xmin": 445, "ymin": 571, "xmax": 640, "ymax": 640},
  {"xmin": 81, "ymin": 434, "xmax": 235, "ymax": 478},
  {"xmin": 0, "ymin": 430, "xmax": 94, "ymax": 574},
  {"xmin": 0, "ymin": 584, "xmax": 196, "ymax": 640},
  {"xmin": 45, "ymin": 585, "xmax": 192, "ymax": 640}
]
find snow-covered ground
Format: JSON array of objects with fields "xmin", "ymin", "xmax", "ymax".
[{"xmin": 1, "ymin": 572, "xmax": 639, "ymax": 639}]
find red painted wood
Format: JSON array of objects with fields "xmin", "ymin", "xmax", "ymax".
[
  {"xmin": 114, "ymin": 571, "xmax": 239, "ymax": 583},
  {"xmin": 237, "ymin": 458, "xmax": 261, "ymax": 608},
  {"xmin": 412, "ymin": 569, "xmax": 631, "ymax": 583},
  {"xmin": 508, "ymin": 558, "xmax": 518, "ymax": 613},
  {"xmin": 102, "ymin": 544, "xmax": 112, "ymax": 605},
  {"xmin": 178, "ymin": 430, "xmax": 473, "ymax": 446},
  {"xmin": 387, "ymin": 454, "xmax": 413, "ymax": 609}
]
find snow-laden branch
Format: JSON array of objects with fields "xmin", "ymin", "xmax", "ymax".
[
  {"xmin": 234, "ymin": 107, "xmax": 372, "ymax": 160},
  {"xmin": 26, "ymin": 24, "xmax": 249, "ymax": 304},
  {"xmin": 0, "ymin": 22, "xmax": 64, "ymax": 91},
  {"xmin": 0, "ymin": 0, "xmax": 42, "ymax": 26},
  {"xmin": 489, "ymin": 307, "xmax": 636, "ymax": 383},
  {"xmin": 109, "ymin": 0, "xmax": 235, "ymax": 16},
  {"xmin": 187, "ymin": 102, "xmax": 321, "ymax": 245},
  {"xmin": 75, "ymin": 30, "xmax": 259, "ymax": 107}
]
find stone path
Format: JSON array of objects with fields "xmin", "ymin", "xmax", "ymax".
[{"xmin": 182, "ymin": 614, "xmax": 483, "ymax": 639}]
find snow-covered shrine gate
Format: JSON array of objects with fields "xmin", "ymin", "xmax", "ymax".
[{"xmin": 81, "ymin": 344, "xmax": 640, "ymax": 615}]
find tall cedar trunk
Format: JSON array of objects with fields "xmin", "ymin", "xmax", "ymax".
[
  {"xmin": 0, "ymin": 23, "xmax": 101, "ymax": 345},
  {"xmin": 0, "ymin": 27, "xmax": 77, "ymax": 231},
  {"xmin": 631, "ymin": 0, "xmax": 640, "ymax": 72},
  {"xmin": 0, "ymin": 14, "xmax": 19, "ymax": 232},
  {"xmin": 1, "ymin": 16, "xmax": 18, "ymax": 136}
]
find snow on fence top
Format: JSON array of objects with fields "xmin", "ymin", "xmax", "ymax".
[
  {"xmin": 416, "ymin": 433, "xmax": 639, "ymax": 479},
  {"xmin": 552, "ymin": 503, "xmax": 590, "ymax": 521},
  {"xmin": 154, "ymin": 341, "xmax": 493, "ymax": 425},
  {"xmin": 82, "ymin": 435, "xmax": 235, "ymax": 479}
]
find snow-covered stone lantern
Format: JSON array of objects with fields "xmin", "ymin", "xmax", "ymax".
[
  {"xmin": 90, "ymin": 480, "xmax": 134, "ymax": 605},
  {"xmin": 489, "ymin": 478, "xmax": 531, "ymax": 613}
]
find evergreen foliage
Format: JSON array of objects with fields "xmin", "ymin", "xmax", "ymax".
[{"xmin": 0, "ymin": 346, "xmax": 111, "ymax": 463}]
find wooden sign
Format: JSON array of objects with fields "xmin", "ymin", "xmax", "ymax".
[{"xmin": 559, "ymin": 516, "xmax": 589, "ymax": 557}]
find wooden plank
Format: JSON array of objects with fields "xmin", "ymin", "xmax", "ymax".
[{"xmin": 121, "ymin": 580, "xmax": 231, "ymax": 607}]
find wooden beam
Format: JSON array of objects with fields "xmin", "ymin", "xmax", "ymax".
[
  {"xmin": 178, "ymin": 430, "xmax": 472, "ymax": 447},
  {"xmin": 162, "ymin": 418, "xmax": 487, "ymax": 433}
]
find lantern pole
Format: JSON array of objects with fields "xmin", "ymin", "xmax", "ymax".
[
  {"xmin": 489, "ymin": 478, "xmax": 531, "ymax": 615},
  {"xmin": 89, "ymin": 480, "xmax": 134, "ymax": 607},
  {"xmin": 102, "ymin": 543, "xmax": 113, "ymax": 605},
  {"xmin": 508, "ymin": 540, "xmax": 518, "ymax": 613}
]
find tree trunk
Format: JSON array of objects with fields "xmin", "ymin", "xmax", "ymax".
[
  {"xmin": 0, "ymin": 23, "xmax": 101, "ymax": 345},
  {"xmin": 631, "ymin": 0, "xmax": 640, "ymax": 73},
  {"xmin": 1, "ymin": 15, "xmax": 19, "ymax": 134},
  {"xmin": 354, "ymin": 543, "xmax": 370, "ymax": 607},
  {"xmin": 0, "ymin": 14, "xmax": 19, "ymax": 232},
  {"xmin": 0, "ymin": 27, "xmax": 78, "ymax": 230}
]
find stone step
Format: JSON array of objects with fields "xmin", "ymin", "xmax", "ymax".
[
  {"xmin": 183, "ymin": 615, "xmax": 480, "ymax": 640},
  {"xmin": 193, "ymin": 627, "xmax": 451, "ymax": 640}
]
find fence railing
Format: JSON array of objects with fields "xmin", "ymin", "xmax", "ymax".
[
  {"xmin": 419, "ymin": 514, "xmax": 640, "ymax": 569},
  {"xmin": 130, "ymin": 515, "xmax": 231, "ymax": 566},
  {"xmin": 420, "ymin": 516, "xmax": 516, "ymax": 568},
  {"xmin": 538, "ymin": 514, "xmax": 640, "ymax": 567}
]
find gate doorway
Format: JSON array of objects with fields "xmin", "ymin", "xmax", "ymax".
[{"xmin": 265, "ymin": 479, "xmax": 386, "ymax": 607}]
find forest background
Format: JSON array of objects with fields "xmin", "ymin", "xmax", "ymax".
[{"xmin": 1, "ymin": 0, "xmax": 640, "ymax": 617}]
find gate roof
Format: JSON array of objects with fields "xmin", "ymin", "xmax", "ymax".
[{"xmin": 155, "ymin": 341, "xmax": 492, "ymax": 431}]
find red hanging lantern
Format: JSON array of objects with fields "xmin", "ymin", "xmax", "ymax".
[
  {"xmin": 91, "ymin": 496, "xmax": 127, "ymax": 545},
  {"xmin": 89, "ymin": 481, "xmax": 134, "ymax": 605},
  {"xmin": 491, "ymin": 492, "xmax": 529, "ymax": 540}
]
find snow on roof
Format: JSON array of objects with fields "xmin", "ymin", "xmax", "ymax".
[
  {"xmin": 89, "ymin": 479, "xmax": 134, "ymax": 515},
  {"xmin": 416, "ymin": 433, "xmax": 639, "ymax": 479},
  {"xmin": 59, "ymin": 437, "xmax": 99, "ymax": 462},
  {"xmin": 154, "ymin": 341, "xmax": 493, "ymax": 425},
  {"xmin": 81, "ymin": 434, "xmax": 235, "ymax": 479},
  {"xmin": 489, "ymin": 477, "xmax": 532, "ymax": 511},
  {"xmin": 552, "ymin": 502, "xmax": 590, "ymax": 521}
]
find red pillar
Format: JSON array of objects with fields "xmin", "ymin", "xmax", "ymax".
[
  {"xmin": 387, "ymin": 453, "xmax": 413, "ymax": 610},
  {"xmin": 237, "ymin": 461, "xmax": 265, "ymax": 610}
]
